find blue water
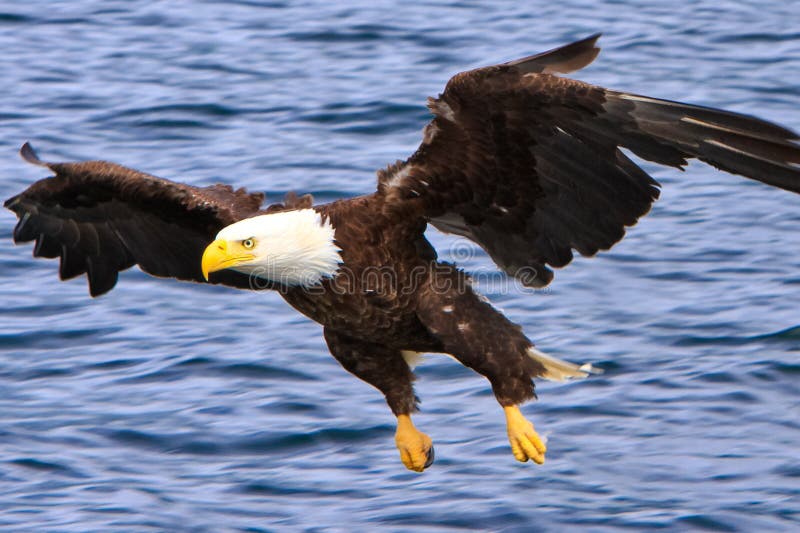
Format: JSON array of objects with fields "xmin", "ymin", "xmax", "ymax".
[{"xmin": 1, "ymin": 1, "xmax": 799, "ymax": 531}]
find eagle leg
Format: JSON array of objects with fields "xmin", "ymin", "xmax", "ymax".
[
  {"xmin": 322, "ymin": 327, "xmax": 433, "ymax": 472},
  {"xmin": 416, "ymin": 268, "xmax": 548, "ymax": 464},
  {"xmin": 504, "ymin": 405, "xmax": 547, "ymax": 464}
]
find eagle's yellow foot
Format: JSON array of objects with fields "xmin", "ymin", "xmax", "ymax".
[
  {"xmin": 395, "ymin": 414, "xmax": 434, "ymax": 472},
  {"xmin": 504, "ymin": 405, "xmax": 547, "ymax": 464}
]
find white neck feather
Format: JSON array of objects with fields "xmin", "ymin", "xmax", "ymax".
[{"xmin": 217, "ymin": 209, "xmax": 341, "ymax": 286}]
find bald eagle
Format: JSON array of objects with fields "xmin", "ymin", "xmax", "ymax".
[{"xmin": 6, "ymin": 35, "xmax": 800, "ymax": 472}]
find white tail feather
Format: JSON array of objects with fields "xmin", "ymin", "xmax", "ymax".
[{"xmin": 527, "ymin": 346, "xmax": 602, "ymax": 381}]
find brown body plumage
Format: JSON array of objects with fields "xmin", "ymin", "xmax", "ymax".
[{"xmin": 5, "ymin": 35, "xmax": 800, "ymax": 471}]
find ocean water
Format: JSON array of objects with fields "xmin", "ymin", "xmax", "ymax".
[{"xmin": 1, "ymin": 1, "xmax": 799, "ymax": 531}]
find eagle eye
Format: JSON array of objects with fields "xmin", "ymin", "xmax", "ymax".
[{"xmin": 242, "ymin": 238, "xmax": 255, "ymax": 249}]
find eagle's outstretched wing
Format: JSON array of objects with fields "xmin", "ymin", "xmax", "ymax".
[
  {"xmin": 377, "ymin": 34, "xmax": 800, "ymax": 287},
  {"xmin": 5, "ymin": 143, "xmax": 265, "ymax": 295}
]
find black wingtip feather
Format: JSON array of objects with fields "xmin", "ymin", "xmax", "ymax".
[
  {"xmin": 604, "ymin": 93, "xmax": 800, "ymax": 194},
  {"xmin": 699, "ymin": 140, "xmax": 800, "ymax": 194},
  {"xmin": 20, "ymin": 142, "xmax": 48, "ymax": 166},
  {"xmin": 87, "ymin": 259, "xmax": 119, "ymax": 297},
  {"xmin": 506, "ymin": 33, "xmax": 602, "ymax": 75},
  {"xmin": 33, "ymin": 234, "xmax": 61, "ymax": 258},
  {"xmin": 59, "ymin": 248, "xmax": 87, "ymax": 281},
  {"xmin": 12, "ymin": 212, "xmax": 37, "ymax": 242}
]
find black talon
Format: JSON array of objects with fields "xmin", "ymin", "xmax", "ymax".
[{"xmin": 424, "ymin": 444, "xmax": 435, "ymax": 469}]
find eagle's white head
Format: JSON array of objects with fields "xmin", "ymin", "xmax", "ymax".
[{"xmin": 201, "ymin": 209, "xmax": 341, "ymax": 287}]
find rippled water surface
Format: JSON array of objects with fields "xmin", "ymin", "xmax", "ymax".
[{"xmin": 1, "ymin": 1, "xmax": 799, "ymax": 531}]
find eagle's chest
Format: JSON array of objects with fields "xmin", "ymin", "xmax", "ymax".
[
  {"xmin": 281, "ymin": 270, "xmax": 411, "ymax": 326},
  {"xmin": 279, "ymin": 202, "xmax": 439, "ymax": 347},
  {"xmin": 280, "ymin": 263, "xmax": 436, "ymax": 349}
]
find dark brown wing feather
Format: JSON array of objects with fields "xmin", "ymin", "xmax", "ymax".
[
  {"xmin": 378, "ymin": 35, "xmax": 800, "ymax": 286},
  {"xmin": 503, "ymin": 32, "xmax": 601, "ymax": 74},
  {"xmin": 5, "ymin": 143, "xmax": 265, "ymax": 295}
]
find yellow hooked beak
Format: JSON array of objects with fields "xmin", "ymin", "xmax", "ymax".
[{"xmin": 201, "ymin": 239, "xmax": 256, "ymax": 281}]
